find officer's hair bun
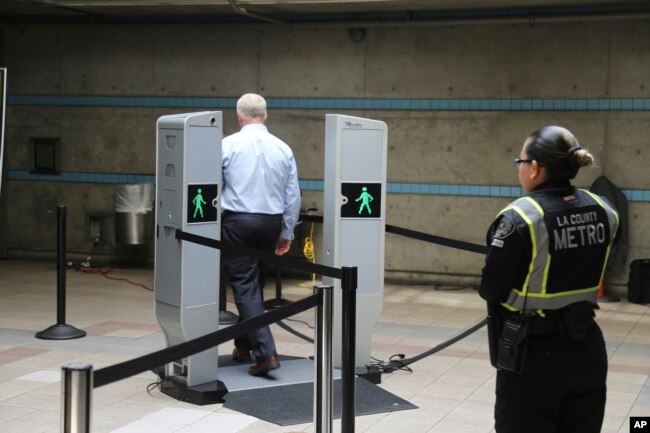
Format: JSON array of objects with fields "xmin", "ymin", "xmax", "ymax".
[
  {"xmin": 527, "ymin": 125, "xmax": 595, "ymax": 179},
  {"xmin": 571, "ymin": 147, "xmax": 595, "ymax": 168}
]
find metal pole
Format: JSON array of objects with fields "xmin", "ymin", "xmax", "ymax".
[
  {"xmin": 35, "ymin": 206, "xmax": 85, "ymax": 340},
  {"xmin": 314, "ymin": 284, "xmax": 334, "ymax": 433},
  {"xmin": 219, "ymin": 259, "xmax": 238, "ymax": 324},
  {"xmin": 219, "ymin": 260, "xmax": 226, "ymax": 312},
  {"xmin": 57, "ymin": 205, "xmax": 66, "ymax": 325},
  {"xmin": 61, "ymin": 362, "xmax": 93, "ymax": 433},
  {"xmin": 275, "ymin": 268, "xmax": 282, "ymax": 302},
  {"xmin": 340, "ymin": 266, "xmax": 358, "ymax": 433},
  {"xmin": 263, "ymin": 268, "xmax": 292, "ymax": 309}
]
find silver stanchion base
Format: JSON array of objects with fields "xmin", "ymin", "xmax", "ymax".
[
  {"xmin": 160, "ymin": 377, "xmax": 228, "ymax": 405},
  {"xmin": 35, "ymin": 324, "xmax": 86, "ymax": 340},
  {"xmin": 219, "ymin": 310, "xmax": 239, "ymax": 325}
]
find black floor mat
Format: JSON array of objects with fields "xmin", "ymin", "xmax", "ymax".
[{"xmin": 223, "ymin": 377, "xmax": 417, "ymax": 426}]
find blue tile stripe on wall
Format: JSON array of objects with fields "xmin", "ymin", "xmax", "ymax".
[
  {"xmin": 8, "ymin": 170, "xmax": 155, "ymax": 185},
  {"xmin": 8, "ymin": 95, "xmax": 650, "ymax": 202},
  {"xmin": 7, "ymin": 96, "xmax": 650, "ymax": 111},
  {"xmin": 8, "ymin": 171, "xmax": 650, "ymax": 202}
]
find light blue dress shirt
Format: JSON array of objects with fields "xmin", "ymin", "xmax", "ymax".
[{"xmin": 222, "ymin": 123, "xmax": 301, "ymax": 240}]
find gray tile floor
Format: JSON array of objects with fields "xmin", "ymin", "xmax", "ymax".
[{"xmin": 1, "ymin": 260, "xmax": 649, "ymax": 432}]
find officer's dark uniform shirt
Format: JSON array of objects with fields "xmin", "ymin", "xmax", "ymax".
[{"xmin": 479, "ymin": 180, "xmax": 620, "ymax": 309}]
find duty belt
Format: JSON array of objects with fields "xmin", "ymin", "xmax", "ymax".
[{"xmin": 527, "ymin": 315, "xmax": 568, "ymax": 336}]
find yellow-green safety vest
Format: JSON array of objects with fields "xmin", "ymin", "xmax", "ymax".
[{"xmin": 500, "ymin": 189, "xmax": 619, "ymax": 312}]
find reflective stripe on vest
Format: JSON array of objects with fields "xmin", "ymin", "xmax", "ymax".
[
  {"xmin": 582, "ymin": 189, "xmax": 620, "ymax": 283},
  {"xmin": 499, "ymin": 191, "xmax": 619, "ymax": 312}
]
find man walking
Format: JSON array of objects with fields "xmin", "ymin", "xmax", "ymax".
[{"xmin": 221, "ymin": 93, "xmax": 301, "ymax": 376}]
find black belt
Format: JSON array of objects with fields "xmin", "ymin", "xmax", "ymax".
[
  {"xmin": 222, "ymin": 210, "xmax": 282, "ymax": 218},
  {"xmin": 527, "ymin": 315, "xmax": 568, "ymax": 336}
]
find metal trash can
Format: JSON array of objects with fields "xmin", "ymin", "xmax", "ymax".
[{"xmin": 114, "ymin": 184, "xmax": 154, "ymax": 245}]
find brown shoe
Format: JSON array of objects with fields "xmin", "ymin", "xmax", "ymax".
[
  {"xmin": 232, "ymin": 347, "xmax": 252, "ymax": 362},
  {"xmin": 248, "ymin": 355, "xmax": 280, "ymax": 376}
]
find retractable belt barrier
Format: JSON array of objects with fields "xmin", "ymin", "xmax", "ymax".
[
  {"xmin": 385, "ymin": 224, "xmax": 488, "ymax": 255},
  {"xmin": 300, "ymin": 214, "xmax": 487, "ymax": 255},
  {"xmin": 176, "ymin": 229, "xmax": 342, "ymax": 279},
  {"xmin": 93, "ymin": 227, "xmax": 345, "ymax": 386},
  {"xmin": 298, "ymin": 213, "xmax": 489, "ymax": 373},
  {"xmin": 94, "ymin": 294, "xmax": 319, "ymax": 388},
  {"xmin": 63, "ymin": 228, "xmax": 355, "ymax": 433}
]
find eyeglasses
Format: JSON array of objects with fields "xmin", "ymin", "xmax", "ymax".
[{"xmin": 514, "ymin": 158, "xmax": 533, "ymax": 167}]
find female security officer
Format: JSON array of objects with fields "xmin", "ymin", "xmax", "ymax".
[{"xmin": 479, "ymin": 125, "xmax": 620, "ymax": 433}]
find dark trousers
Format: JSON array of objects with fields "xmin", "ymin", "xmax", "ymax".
[
  {"xmin": 221, "ymin": 212, "xmax": 282, "ymax": 361},
  {"xmin": 495, "ymin": 324, "xmax": 607, "ymax": 433}
]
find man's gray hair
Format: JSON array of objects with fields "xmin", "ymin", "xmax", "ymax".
[{"xmin": 237, "ymin": 93, "xmax": 267, "ymax": 120}]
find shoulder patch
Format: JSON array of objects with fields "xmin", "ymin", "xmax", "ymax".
[
  {"xmin": 493, "ymin": 217, "xmax": 515, "ymax": 240},
  {"xmin": 491, "ymin": 238, "xmax": 505, "ymax": 248}
]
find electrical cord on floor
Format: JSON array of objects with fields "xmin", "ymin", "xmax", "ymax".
[
  {"xmin": 297, "ymin": 221, "xmax": 320, "ymax": 289},
  {"xmin": 146, "ymin": 374, "xmax": 186, "ymax": 395},
  {"xmin": 81, "ymin": 267, "xmax": 153, "ymax": 292},
  {"xmin": 366, "ymin": 354, "xmax": 413, "ymax": 374},
  {"xmin": 303, "ymin": 221, "xmax": 317, "ymax": 286},
  {"xmin": 146, "ymin": 380, "xmax": 162, "ymax": 394},
  {"xmin": 72, "ymin": 234, "xmax": 153, "ymax": 291}
]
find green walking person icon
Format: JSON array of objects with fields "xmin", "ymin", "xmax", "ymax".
[
  {"xmin": 355, "ymin": 186, "xmax": 374, "ymax": 215},
  {"xmin": 192, "ymin": 188, "xmax": 207, "ymax": 218}
]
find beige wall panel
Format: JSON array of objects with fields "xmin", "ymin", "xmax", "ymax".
[
  {"xmin": 608, "ymin": 20, "xmax": 650, "ymax": 97},
  {"xmin": 6, "ymin": 25, "xmax": 259, "ymax": 96},
  {"xmin": 602, "ymin": 113, "xmax": 650, "ymax": 189},
  {"xmin": 58, "ymin": 26, "xmax": 156, "ymax": 95},
  {"xmin": 265, "ymin": 110, "xmax": 328, "ymax": 178},
  {"xmin": 5, "ymin": 107, "xmax": 63, "ymax": 170},
  {"xmin": 4, "ymin": 25, "xmax": 65, "ymax": 94},
  {"xmin": 264, "ymin": 110, "xmax": 612, "ymax": 187},
  {"xmin": 258, "ymin": 27, "xmax": 366, "ymax": 97},
  {"xmin": 628, "ymin": 204, "xmax": 650, "ymax": 257},
  {"xmin": 351, "ymin": 111, "xmax": 606, "ymax": 187},
  {"xmin": 148, "ymin": 26, "xmax": 259, "ymax": 96},
  {"xmin": 7, "ymin": 182, "xmax": 114, "ymax": 252},
  {"xmin": 365, "ymin": 22, "xmax": 610, "ymax": 98},
  {"xmin": 8, "ymin": 106, "xmax": 168, "ymax": 173},
  {"xmin": 2, "ymin": 19, "xmax": 649, "ymax": 283}
]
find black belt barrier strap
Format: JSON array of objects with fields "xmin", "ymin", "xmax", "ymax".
[
  {"xmin": 93, "ymin": 294, "xmax": 320, "ymax": 388},
  {"xmin": 300, "ymin": 214, "xmax": 324, "ymax": 223},
  {"xmin": 176, "ymin": 229, "xmax": 342, "ymax": 280},
  {"xmin": 383, "ymin": 318, "xmax": 488, "ymax": 372},
  {"xmin": 299, "ymin": 214, "xmax": 486, "ymax": 255},
  {"xmin": 385, "ymin": 224, "xmax": 487, "ymax": 255}
]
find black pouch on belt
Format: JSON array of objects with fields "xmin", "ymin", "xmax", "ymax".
[
  {"xmin": 563, "ymin": 303, "xmax": 596, "ymax": 340},
  {"xmin": 496, "ymin": 315, "xmax": 529, "ymax": 374},
  {"xmin": 486, "ymin": 302, "xmax": 502, "ymax": 368}
]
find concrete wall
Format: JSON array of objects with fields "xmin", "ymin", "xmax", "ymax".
[{"xmin": 1, "ymin": 19, "xmax": 649, "ymax": 287}]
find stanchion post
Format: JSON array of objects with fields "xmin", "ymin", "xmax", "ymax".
[
  {"xmin": 314, "ymin": 284, "xmax": 334, "ymax": 433},
  {"xmin": 57, "ymin": 205, "xmax": 67, "ymax": 324},
  {"xmin": 340, "ymin": 266, "xmax": 358, "ymax": 433},
  {"xmin": 264, "ymin": 268, "xmax": 292, "ymax": 309},
  {"xmin": 274, "ymin": 268, "xmax": 283, "ymax": 303},
  {"xmin": 61, "ymin": 362, "xmax": 92, "ymax": 433},
  {"xmin": 35, "ymin": 206, "xmax": 86, "ymax": 340},
  {"xmin": 219, "ymin": 259, "xmax": 238, "ymax": 325}
]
